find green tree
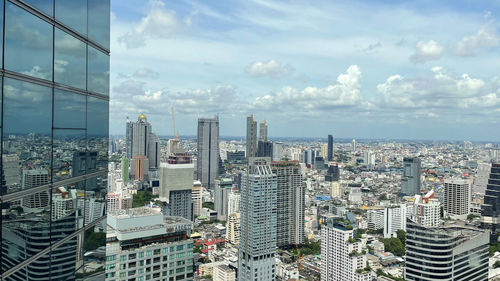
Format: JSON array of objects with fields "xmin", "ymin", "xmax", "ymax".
[
  {"xmin": 379, "ymin": 193, "xmax": 388, "ymax": 201},
  {"xmin": 396, "ymin": 229, "xmax": 406, "ymax": 245},
  {"xmin": 83, "ymin": 229, "xmax": 106, "ymax": 251},
  {"xmin": 380, "ymin": 237, "xmax": 405, "ymax": 256},
  {"xmin": 202, "ymin": 202, "xmax": 215, "ymax": 210},
  {"xmin": 132, "ymin": 190, "xmax": 158, "ymax": 207}
]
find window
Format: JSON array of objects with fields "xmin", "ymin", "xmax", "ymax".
[
  {"xmin": 54, "ymin": 28, "xmax": 86, "ymax": 89},
  {"xmin": 5, "ymin": 2, "xmax": 52, "ymax": 80},
  {"xmin": 88, "ymin": 46, "xmax": 109, "ymax": 95},
  {"xmin": 24, "ymin": 0, "xmax": 53, "ymax": 16},
  {"xmin": 55, "ymin": 0, "xmax": 87, "ymax": 35},
  {"xmin": 88, "ymin": 0, "xmax": 110, "ymax": 48}
]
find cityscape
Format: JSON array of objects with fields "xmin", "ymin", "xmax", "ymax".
[{"xmin": 1, "ymin": 1, "xmax": 500, "ymax": 281}]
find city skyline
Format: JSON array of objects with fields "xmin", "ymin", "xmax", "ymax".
[{"xmin": 111, "ymin": 0, "xmax": 500, "ymax": 141}]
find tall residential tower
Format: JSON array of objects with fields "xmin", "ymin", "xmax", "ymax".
[{"xmin": 197, "ymin": 116, "xmax": 220, "ymax": 190}]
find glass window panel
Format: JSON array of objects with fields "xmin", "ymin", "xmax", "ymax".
[
  {"xmin": 88, "ymin": 46, "xmax": 109, "ymax": 95},
  {"xmin": 85, "ymin": 176, "xmax": 107, "ymax": 225},
  {"xmin": 52, "ymin": 129, "xmax": 86, "ymax": 182},
  {"xmin": 54, "ymin": 28, "xmax": 86, "ymax": 89},
  {"xmin": 87, "ymin": 97, "xmax": 109, "ymax": 171},
  {"xmin": 5, "ymin": 2, "xmax": 53, "ymax": 80},
  {"xmin": 50, "ymin": 184, "xmax": 81, "ymax": 279},
  {"xmin": 55, "ymin": 0, "xmax": 87, "ymax": 35},
  {"xmin": 1, "ymin": 193, "xmax": 51, "ymax": 277},
  {"xmin": 24, "ymin": 0, "xmax": 54, "ymax": 16},
  {"xmin": 54, "ymin": 89, "xmax": 87, "ymax": 128},
  {"xmin": 88, "ymin": 0, "xmax": 110, "ymax": 49},
  {"xmin": 82, "ymin": 227, "xmax": 106, "ymax": 277},
  {"xmin": 2, "ymin": 78, "xmax": 52, "ymax": 195}
]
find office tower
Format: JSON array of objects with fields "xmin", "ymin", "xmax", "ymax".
[
  {"xmin": 401, "ymin": 157, "xmax": 422, "ymax": 196},
  {"xmin": 314, "ymin": 156, "xmax": 325, "ymax": 171},
  {"xmin": 383, "ymin": 204, "xmax": 407, "ymax": 238},
  {"xmin": 192, "ymin": 180, "xmax": 203, "ymax": 218},
  {"xmin": 302, "ymin": 149, "xmax": 315, "ymax": 166},
  {"xmin": 272, "ymin": 142, "xmax": 284, "ymax": 161},
  {"xmin": 257, "ymin": 140, "xmax": 273, "ymax": 158},
  {"xmin": 321, "ymin": 218, "xmax": 374, "ymax": 281},
  {"xmin": 327, "ymin": 135, "xmax": 333, "ymax": 161},
  {"xmin": 228, "ymin": 190, "xmax": 241, "ymax": 215},
  {"xmin": 148, "ymin": 132, "xmax": 160, "ymax": 170},
  {"xmin": 474, "ymin": 162, "xmax": 491, "ymax": 194},
  {"xmin": 444, "ymin": 178, "xmax": 471, "ymax": 219},
  {"xmin": 0, "ymin": 1, "xmax": 110, "ymax": 279},
  {"xmin": 271, "ymin": 160, "xmax": 305, "ymax": 247},
  {"xmin": 259, "ymin": 120, "xmax": 268, "ymax": 141},
  {"xmin": 404, "ymin": 218, "xmax": 489, "ymax": 281},
  {"xmin": 131, "ymin": 114, "xmax": 150, "ymax": 157},
  {"xmin": 352, "ymin": 139, "xmax": 357, "ymax": 151},
  {"xmin": 482, "ymin": 163, "xmax": 500, "ymax": 235},
  {"xmin": 246, "ymin": 114, "xmax": 258, "ymax": 158},
  {"xmin": 159, "ymin": 153, "xmax": 194, "ymax": 220},
  {"xmin": 214, "ymin": 264, "xmax": 237, "ymax": 281},
  {"xmin": 121, "ymin": 157, "xmax": 129, "ymax": 181},
  {"xmin": 325, "ymin": 164, "xmax": 340, "ymax": 182},
  {"xmin": 197, "ymin": 116, "xmax": 220, "ymax": 190},
  {"xmin": 226, "ymin": 212, "xmax": 241, "ymax": 245},
  {"xmin": 106, "ymin": 208, "xmax": 194, "ymax": 281},
  {"xmin": 238, "ymin": 158, "xmax": 277, "ymax": 281},
  {"xmin": 131, "ymin": 155, "xmax": 148, "ymax": 181},
  {"xmin": 215, "ymin": 178, "xmax": 233, "ymax": 220},
  {"xmin": 367, "ymin": 210, "xmax": 384, "ymax": 230},
  {"xmin": 126, "ymin": 117, "xmax": 133, "ymax": 159},
  {"xmin": 412, "ymin": 190, "xmax": 441, "ymax": 227}
]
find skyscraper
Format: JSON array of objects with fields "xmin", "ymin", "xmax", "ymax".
[
  {"xmin": 215, "ymin": 178, "xmax": 233, "ymax": 220},
  {"xmin": 259, "ymin": 120, "xmax": 268, "ymax": 141},
  {"xmin": 129, "ymin": 114, "xmax": 160, "ymax": 172},
  {"xmin": 383, "ymin": 204, "xmax": 407, "ymax": 238},
  {"xmin": 126, "ymin": 117, "xmax": 133, "ymax": 159},
  {"xmin": 327, "ymin": 134, "xmax": 333, "ymax": 162},
  {"xmin": 197, "ymin": 116, "xmax": 220, "ymax": 190},
  {"xmin": 444, "ymin": 178, "xmax": 471, "ymax": 219},
  {"xmin": 246, "ymin": 114, "xmax": 257, "ymax": 158},
  {"xmin": 238, "ymin": 158, "xmax": 277, "ymax": 281},
  {"xmin": 257, "ymin": 140, "xmax": 273, "ymax": 158},
  {"xmin": 404, "ymin": 218, "xmax": 489, "ymax": 281},
  {"xmin": 271, "ymin": 160, "xmax": 305, "ymax": 247},
  {"xmin": 1, "ymin": 0, "xmax": 110, "ymax": 279},
  {"xmin": 482, "ymin": 163, "xmax": 500, "ymax": 236},
  {"xmin": 401, "ymin": 157, "xmax": 422, "ymax": 196}
]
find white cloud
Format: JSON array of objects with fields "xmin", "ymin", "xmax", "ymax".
[
  {"xmin": 246, "ymin": 60, "xmax": 294, "ymax": 79},
  {"xmin": 133, "ymin": 68, "xmax": 160, "ymax": 79},
  {"xmin": 249, "ymin": 65, "xmax": 363, "ymax": 114},
  {"xmin": 456, "ymin": 24, "xmax": 500, "ymax": 56},
  {"xmin": 409, "ymin": 40, "xmax": 444, "ymax": 63},
  {"xmin": 118, "ymin": 0, "xmax": 181, "ymax": 48}
]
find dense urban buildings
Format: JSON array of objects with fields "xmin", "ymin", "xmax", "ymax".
[
  {"xmin": 401, "ymin": 157, "xmax": 421, "ymax": 196},
  {"xmin": 1, "ymin": 0, "xmax": 110, "ymax": 279},
  {"xmin": 238, "ymin": 158, "xmax": 277, "ymax": 281},
  {"xmin": 405, "ymin": 218, "xmax": 489, "ymax": 280},
  {"xmin": 197, "ymin": 116, "xmax": 220, "ymax": 190}
]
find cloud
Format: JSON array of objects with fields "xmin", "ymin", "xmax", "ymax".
[
  {"xmin": 249, "ymin": 65, "xmax": 364, "ymax": 115},
  {"xmin": 376, "ymin": 67, "xmax": 499, "ymax": 111},
  {"xmin": 360, "ymin": 42, "xmax": 382, "ymax": 53},
  {"xmin": 409, "ymin": 40, "xmax": 444, "ymax": 63},
  {"xmin": 245, "ymin": 59, "xmax": 294, "ymax": 79},
  {"xmin": 133, "ymin": 68, "xmax": 160, "ymax": 79},
  {"xmin": 456, "ymin": 24, "xmax": 500, "ymax": 56},
  {"xmin": 118, "ymin": 0, "xmax": 181, "ymax": 48}
]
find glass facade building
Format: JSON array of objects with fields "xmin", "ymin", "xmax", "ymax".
[{"xmin": 0, "ymin": 0, "xmax": 110, "ymax": 280}]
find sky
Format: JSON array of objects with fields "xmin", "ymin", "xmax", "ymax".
[{"xmin": 110, "ymin": 0, "xmax": 500, "ymax": 141}]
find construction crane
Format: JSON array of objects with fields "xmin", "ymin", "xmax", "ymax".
[{"xmin": 171, "ymin": 107, "xmax": 179, "ymax": 150}]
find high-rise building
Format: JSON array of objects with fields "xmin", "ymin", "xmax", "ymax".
[
  {"xmin": 314, "ymin": 156, "xmax": 326, "ymax": 171},
  {"xmin": 128, "ymin": 114, "xmax": 160, "ymax": 172},
  {"xmin": 325, "ymin": 164, "xmax": 340, "ymax": 182},
  {"xmin": 226, "ymin": 212, "xmax": 241, "ymax": 245},
  {"xmin": 271, "ymin": 161, "xmax": 305, "ymax": 247},
  {"xmin": 321, "ymin": 218, "xmax": 375, "ymax": 281},
  {"xmin": 214, "ymin": 264, "xmax": 237, "ymax": 281},
  {"xmin": 259, "ymin": 120, "xmax": 268, "ymax": 141},
  {"xmin": 0, "ymin": 1, "xmax": 110, "ymax": 279},
  {"xmin": 404, "ymin": 218, "xmax": 489, "ymax": 281},
  {"xmin": 412, "ymin": 190, "xmax": 441, "ymax": 227},
  {"xmin": 246, "ymin": 114, "xmax": 258, "ymax": 158},
  {"xmin": 444, "ymin": 178, "xmax": 471, "ymax": 219},
  {"xmin": 126, "ymin": 117, "xmax": 133, "ymax": 159},
  {"xmin": 367, "ymin": 210, "xmax": 384, "ymax": 230},
  {"xmin": 159, "ymin": 154, "xmax": 194, "ymax": 221},
  {"xmin": 238, "ymin": 158, "xmax": 277, "ymax": 281},
  {"xmin": 473, "ymin": 162, "xmax": 491, "ymax": 194},
  {"xmin": 272, "ymin": 142, "xmax": 284, "ymax": 161},
  {"xmin": 481, "ymin": 163, "xmax": 500, "ymax": 235},
  {"xmin": 228, "ymin": 190, "xmax": 241, "ymax": 215},
  {"xmin": 192, "ymin": 180, "xmax": 203, "ymax": 218},
  {"xmin": 327, "ymin": 135, "xmax": 333, "ymax": 162},
  {"xmin": 121, "ymin": 157, "xmax": 129, "ymax": 182},
  {"xmin": 302, "ymin": 149, "xmax": 315, "ymax": 166},
  {"xmin": 383, "ymin": 204, "xmax": 407, "ymax": 238},
  {"xmin": 106, "ymin": 208, "xmax": 194, "ymax": 281},
  {"xmin": 197, "ymin": 116, "xmax": 220, "ymax": 190},
  {"xmin": 401, "ymin": 157, "xmax": 421, "ymax": 196},
  {"xmin": 215, "ymin": 178, "xmax": 233, "ymax": 220},
  {"xmin": 257, "ymin": 140, "xmax": 273, "ymax": 158},
  {"xmin": 352, "ymin": 139, "xmax": 357, "ymax": 151}
]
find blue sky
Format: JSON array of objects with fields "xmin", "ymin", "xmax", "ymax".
[{"xmin": 110, "ymin": 0, "xmax": 500, "ymax": 141}]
